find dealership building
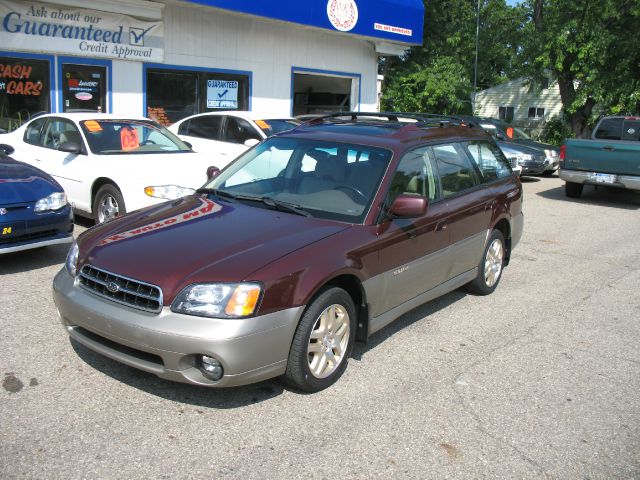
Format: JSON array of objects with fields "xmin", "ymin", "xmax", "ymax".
[{"xmin": 0, "ymin": 0, "xmax": 423, "ymax": 129}]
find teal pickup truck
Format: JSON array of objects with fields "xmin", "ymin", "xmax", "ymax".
[{"xmin": 559, "ymin": 116, "xmax": 640, "ymax": 197}]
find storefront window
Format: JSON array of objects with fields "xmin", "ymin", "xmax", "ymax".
[
  {"xmin": 0, "ymin": 57, "xmax": 50, "ymax": 132},
  {"xmin": 62, "ymin": 64, "xmax": 107, "ymax": 113},
  {"xmin": 146, "ymin": 68, "xmax": 249, "ymax": 126}
]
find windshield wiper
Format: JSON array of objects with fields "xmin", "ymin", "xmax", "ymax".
[{"xmin": 260, "ymin": 197, "xmax": 311, "ymax": 217}]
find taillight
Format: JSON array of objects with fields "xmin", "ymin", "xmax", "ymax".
[{"xmin": 559, "ymin": 145, "xmax": 566, "ymax": 168}]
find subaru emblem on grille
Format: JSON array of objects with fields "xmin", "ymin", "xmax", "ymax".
[
  {"xmin": 106, "ymin": 282, "xmax": 120, "ymax": 293},
  {"xmin": 0, "ymin": 208, "xmax": 7, "ymax": 215}
]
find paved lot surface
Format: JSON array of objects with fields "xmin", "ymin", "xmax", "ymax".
[{"xmin": 1, "ymin": 176, "xmax": 639, "ymax": 479}]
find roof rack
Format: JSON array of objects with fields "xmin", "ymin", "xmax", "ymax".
[{"xmin": 305, "ymin": 111, "xmax": 474, "ymax": 129}]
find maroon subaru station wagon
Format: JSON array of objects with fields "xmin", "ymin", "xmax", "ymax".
[{"xmin": 53, "ymin": 113, "xmax": 524, "ymax": 392}]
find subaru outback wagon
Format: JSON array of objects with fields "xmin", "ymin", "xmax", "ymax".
[{"xmin": 53, "ymin": 113, "xmax": 524, "ymax": 392}]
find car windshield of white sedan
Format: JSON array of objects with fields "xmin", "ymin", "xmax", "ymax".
[
  {"xmin": 80, "ymin": 119, "xmax": 191, "ymax": 155},
  {"xmin": 255, "ymin": 119, "xmax": 300, "ymax": 136},
  {"xmin": 204, "ymin": 138, "xmax": 392, "ymax": 223}
]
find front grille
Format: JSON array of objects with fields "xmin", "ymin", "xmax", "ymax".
[
  {"xmin": 79, "ymin": 265, "xmax": 163, "ymax": 313},
  {"xmin": 0, "ymin": 229, "xmax": 58, "ymax": 245}
]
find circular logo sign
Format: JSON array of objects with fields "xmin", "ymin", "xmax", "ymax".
[
  {"xmin": 106, "ymin": 282, "xmax": 120, "ymax": 293},
  {"xmin": 327, "ymin": 0, "xmax": 358, "ymax": 32}
]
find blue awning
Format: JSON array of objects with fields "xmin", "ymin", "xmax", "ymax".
[{"xmin": 181, "ymin": 0, "xmax": 424, "ymax": 46}]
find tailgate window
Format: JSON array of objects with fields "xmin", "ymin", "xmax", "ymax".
[
  {"xmin": 594, "ymin": 118, "xmax": 623, "ymax": 140},
  {"xmin": 621, "ymin": 119, "xmax": 640, "ymax": 141}
]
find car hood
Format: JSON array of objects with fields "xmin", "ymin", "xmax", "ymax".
[
  {"xmin": 79, "ymin": 195, "xmax": 350, "ymax": 303},
  {"xmin": 0, "ymin": 156, "xmax": 61, "ymax": 204},
  {"xmin": 511, "ymin": 139, "xmax": 558, "ymax": 152},
  {"xmin": 93, "ymin": 151, "xmax": 221, "ymax": 188},
  {"xmin": 496, "ymin": 141, "xmax": 543, "ymax": 157}
]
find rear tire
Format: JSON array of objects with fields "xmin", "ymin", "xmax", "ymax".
[
  {"xmin": 466, "ymin": 230, "xmax": 505, "ymax": 296},
  {"xmin": 565, "ymin": 181, "xmax": 583, "ymax": 198},
  {"xmin": 283, "ymin": 287, "xmax": 356, "ymax": 392},
  {"xmin": 93, "ymin": 184, "xmax": 126, "ymax": 224}
]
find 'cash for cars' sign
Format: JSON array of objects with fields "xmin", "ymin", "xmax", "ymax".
[
  {"xmin": 207, "ymin": 80, "xmax": 238, "ymax": 109},
  {"xmin": 0, "ymin": 1, "xmax": 164, "ymax": 62}
]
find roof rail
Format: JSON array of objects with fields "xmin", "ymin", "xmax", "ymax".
[{"xmin": 305, "ymin": 111, "xmax": 474, "ymax": 129}]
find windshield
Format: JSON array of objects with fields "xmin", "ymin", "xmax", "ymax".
[
  {"xmin": 80, "ymin": 119, "xmax": 192, "ymax": 155},
  {"xmin": 255, "ymin": 119, "xmax": 300, "ymax": 136},
  {"xmin": 203, "ymin": 137, "xmax": 392, "ymax": 223}
]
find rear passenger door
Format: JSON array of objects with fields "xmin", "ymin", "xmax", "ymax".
[
  {"xmin": 177, "ymin": 115, "xmax": 225, "ymax": 157},
  {"xmin": 221, "ymin": 116, "xmax": 263, "ymax": 160},
  {"xmin": 431, "ymin": 142, "xmax": 492, "ymax": 280}
]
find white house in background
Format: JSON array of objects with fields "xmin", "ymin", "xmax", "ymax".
[{"xmin": 474, "ymin": 77, "xmax": 563, "ymax": 134}]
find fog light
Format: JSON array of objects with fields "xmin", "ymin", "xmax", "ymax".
[{"xmin": 199, "ymin": 355, "xmax": 223, "ymax": 381}]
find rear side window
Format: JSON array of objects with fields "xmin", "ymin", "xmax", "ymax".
[
  {"xmin": 432, "ymin": 143, "xmax": 479, "ymax": 198},
  {"xmin": 465, "ymin": 141, "xmax": 512, "ymax": 182},
  {"xmin": 181, "ymin": 115, "xmax": 222, "ymax": 139},
  {"xmin": 24, "ymin": 118, "xmax": 47, "ymax": 146},
  {"xmin": 594, "ymin": 117, "xmax": 623, "ymax": 140}
]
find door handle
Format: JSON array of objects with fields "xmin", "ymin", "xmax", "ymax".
[
  {"xmin": 602, "ymin": 145, "xmax": 615, "ymax": 151},
  {"xmin": 436, "ymin": 221, "xmax": 448, "ymax": 231}
]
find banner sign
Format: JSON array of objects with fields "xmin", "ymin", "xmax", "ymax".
[
  {"xmin": 206, "ymin": 79, "xmax": 238, "ymax": 109},
  {"xmin": 183, "ymin": 0, "xmax": 423, "ymax": 45},
  {"xmin": 0, "ymin": 1, "xmax": 164, "ymax": 62}
]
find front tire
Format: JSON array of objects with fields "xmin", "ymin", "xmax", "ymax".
[
  {"xmin": 93, "ymin": 184, "xmax": 126, "ymax": 224},
  {"xmin": 466, "ymin": 230, "xmax": 505, "ymax": 295},
  {"xmin": 284, "ymin": 287, "xmax": 356, "ymax": 392}
]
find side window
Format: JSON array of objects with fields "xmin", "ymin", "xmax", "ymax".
[
  {"xmin": 432, "ymin": 143, "xmax": 479, "ymax": 198},
  {"xmin": 466, "ymin": 141, "xmax": 511, "ymax": 182},
  {"xmin": 390, "ymin": 146, "xmax": 440, "ymax": 202},
  {"xmin": 184, "ymin": 115, "xmax": 222, "ymax": 140},
  {"xmin": 223, "ymin": 117, "xmax": 262, "ymax": 145},
  {"xmin": 42, "ymin": 118, "xmax": 82, "ymax": 151},
  {"xmin": 594, "ymin": 118, "xmax": 623, "ymax": 140},
  {"xmin": 23, "ymin": 118, "xmax": 47, "ymax": 146}
]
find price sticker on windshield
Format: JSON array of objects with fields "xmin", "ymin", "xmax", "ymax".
[{"xmin": 120, "ymin": 127, "xmax": 140, "ymax": 151}]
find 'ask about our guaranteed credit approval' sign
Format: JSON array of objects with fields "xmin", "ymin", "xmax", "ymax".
[{"xmin": 0, "ymin": 0, "xmax": 164, "ymax": 62}]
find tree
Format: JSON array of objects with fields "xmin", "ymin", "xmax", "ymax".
[
  {"xmin": 381, "ymin": 0, "xmax": 523, "ymax": 113},
  {"xmin": 522, "ymin": 0, "xmax": 640, "ymax": 138}
]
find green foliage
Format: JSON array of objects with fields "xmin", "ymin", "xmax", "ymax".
[
  {"xmin": 381, "ymin": 0, "xmax": 524, "ymax": 114},
  {"xmin": 540, "ymin": 117, "xmax": 572, "ymax": 145}
]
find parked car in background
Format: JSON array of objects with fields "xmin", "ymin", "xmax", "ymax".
[
  {"xmin": 559, "ymin": 115, "xmax": 640, "ymax": 197},
  {"xmin": 168, "ymin": 111, "xmax": 300, "ymax": 161},
  {"xmin": 1, "ymin": 113, "xmax": 222, "ymax": 223},
  {"xmin": 0, "ymin": 144, "xmax": 73, "ymax": 254},
  {"xmin": 496, "ymin": 141, "xmax": 544, "ymax": 176},
  {"xmin": 54, "ymin": 112, "xmax": 523, "ymax": 393},
  {"xmin": 462, "ymin": 116, "xmax": 560, "ymax": 175}
]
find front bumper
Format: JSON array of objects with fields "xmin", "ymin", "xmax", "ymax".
[
  {"xmin": 53, "ymin": 269, "xmax": 304, "ymax": 387},
  {"xmin": 0, "ymin": 205, "xmax": 73, "ymax": 254},
  {"xmin": 559, "ymin": 169, "xmax": 640, "ymax": 191}
]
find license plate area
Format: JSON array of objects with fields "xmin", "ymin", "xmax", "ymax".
[{"xmin": 591, "ymin": 173, "xmax": 617, "ymax": 184}]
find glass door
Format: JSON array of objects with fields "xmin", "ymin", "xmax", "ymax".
[{"xmin": 62, "ymin": 64, "xmax": 107, "ymax": 113}]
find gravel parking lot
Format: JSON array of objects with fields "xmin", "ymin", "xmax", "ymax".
[{"xmin": 1, "ymin": 175, "xmax": 639, "ymax": 479}]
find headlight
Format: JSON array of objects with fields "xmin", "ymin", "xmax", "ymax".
[
  {"xmin": 171, "ymin": 283, "xmax": 262, "ymax": 318},
  {"xmin": 545, "ymin": 149, "xmax": 559, "ymax": 158},
  {"xmin": 65, "ymin": 241, "xmax": 79, "ymax": 277},
  {"xmin": 144, "ymin": 185, "xmax": 196, "ymax": 200},
  {"xmin": 34, "ymin": 192, "xmax": 67, "ymax": 212}
]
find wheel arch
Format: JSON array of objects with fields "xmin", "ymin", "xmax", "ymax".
[
  {"xmin": 309, "ymin": 274, "xmax": 369, "ymax": 343},
  {"xmin": 492, "ymin": 218, "xmax": 511, "ymax": 266},
  {"xmin": 91, "ymin": 177, "xmax": 121, "ymax": 209}
]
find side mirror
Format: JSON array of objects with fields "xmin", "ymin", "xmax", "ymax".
[
  {"xmin": 0, "ymin": 143, "xmax": 15, "ymax": 155},
  {"xmin": 244, "ymin": 138, "xmax": 260, "ymax": 148},
  {"xmin": 206, "ymin": 166, "xmax": 221, "ymax": 179},
  {"xmin": 58, "ymin": 141, "xmax": 82, "ymax": 154},
  {"xmin": 495, "ymin": 133, "xmax": 505, "ymax": 141},
  {"xmin": 388, "ymin": 194, "xmax": 428, "ymax": 218},
  {"xmin": 183, "ymin": 140, "xmax": 193, "ymax": 149}
]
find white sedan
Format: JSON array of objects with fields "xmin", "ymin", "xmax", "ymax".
[
  {"xmin": 168, "ymin": 111, "xmax": 299, "ymax": 160},
  {"xmin": 1, "ymin": 113, "xmax": 222, "ymax": 223}
]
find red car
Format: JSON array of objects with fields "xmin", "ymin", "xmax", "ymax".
[{"xmin": 53, "ymin": 113, "xmax": 523, "ymax": 392}]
